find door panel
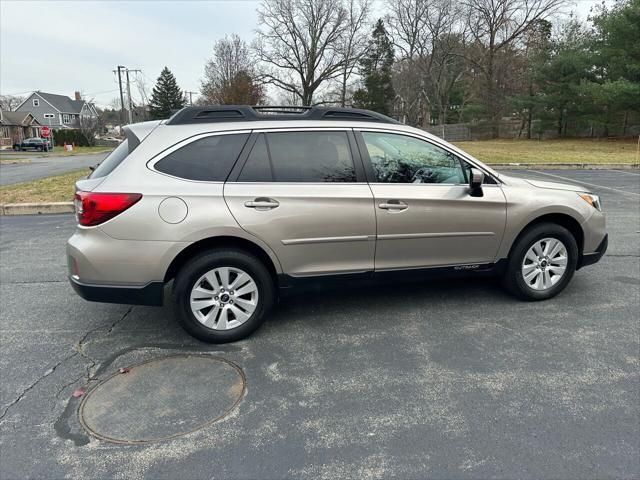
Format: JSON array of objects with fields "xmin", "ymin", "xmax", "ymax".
[
  {"xmin": 224, "ymin": 183, "xmax": 376, "ymax": 276},
  {"xmin": 224, "ymin": 130, "xmax": 375, "ymax": 277},
  {"xmin": 354, "ymin": 129, "xmax": 506, "ymax": 270},
  {"xmin": 370, "ymin": 184, "xmax": 506, "ymax": 270}
]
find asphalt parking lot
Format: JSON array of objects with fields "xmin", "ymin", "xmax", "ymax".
[{"xmin": 0, "ymin": 169, "xmax": 638, "ymax": 479}]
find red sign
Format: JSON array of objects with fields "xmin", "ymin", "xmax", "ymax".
[{"xmin": 41, "ymin": 126, "xmax": 50, "ymax": 137}]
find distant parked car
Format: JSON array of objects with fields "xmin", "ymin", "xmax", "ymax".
[
  {"xmin": 14, "ymin": 137, "xmax": 51, "ymax": 152},
  {"xmin": 101, "ymin": 136, "xmax": 123, "ymax": 143}
]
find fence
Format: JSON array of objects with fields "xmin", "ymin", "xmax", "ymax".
[{"xmin": 421, "ymin": 119, "xmax": 640, "ymax": 141}]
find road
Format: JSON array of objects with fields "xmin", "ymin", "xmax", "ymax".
[
  {"xmin": 0, "ymin": 170, "xmax": 638, "ymax": 479},
  {"xmin": 0, "ymin": 152, "xmax": 109, "ymax": 186}
]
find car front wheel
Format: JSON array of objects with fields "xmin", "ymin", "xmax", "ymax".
[
  {"xmin": 503, "ymin": 222, "xmax": 578, "ymax": 301},
  {"xmin": 172, "ymin": 249, "xmax": 275, "ymax": 343}
]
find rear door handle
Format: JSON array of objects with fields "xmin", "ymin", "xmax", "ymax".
[
  {"xmin": 378, "ymin": 200, "xmax": 408, "ymax": 211},
  {"xmin": 244, "ymin": 198, "xmax": 280, "ymax": 210}
]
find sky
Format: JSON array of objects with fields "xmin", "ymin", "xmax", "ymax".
[{"xmin": 0, "ymin": 0, "xmax": 605, "ymax": 109}]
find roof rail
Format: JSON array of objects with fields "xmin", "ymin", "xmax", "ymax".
[{"xmin": 166, "ymin": 105, "xmax": 401, "ymax": 125}]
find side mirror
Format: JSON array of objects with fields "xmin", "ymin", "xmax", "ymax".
[{"xmin": 469, "ymin": 168, "xmax": 484, "ymax": 197}]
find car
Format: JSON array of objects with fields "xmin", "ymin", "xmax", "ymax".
[
  {"xmin": 67, "ymin": 106, "xmax": 607, "ymax": 343},
  {"xmin": 14, "ymin": 137, "xmax": 50, "ymax": 152},
  {"xmin": 100, "ymin": 136, "xmax": 123, "ymax": 143}
]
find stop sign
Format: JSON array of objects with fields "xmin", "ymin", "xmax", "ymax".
[{"xmin": 41, "ymin": 126, "xmax": 50, "ymax": 137}]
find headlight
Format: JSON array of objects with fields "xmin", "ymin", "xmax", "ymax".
[{"xmin": 578, "ymin": 193, "xmax": 602, "ymax": 211}]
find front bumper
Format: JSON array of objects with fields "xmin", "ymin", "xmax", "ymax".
[
  {"xmin": 578, "ymin": 234, "xmax": 608, "ymax": 270},
  {"xmin": 69, "ymin": 276, "xmax": 164, "ymax": 306}
]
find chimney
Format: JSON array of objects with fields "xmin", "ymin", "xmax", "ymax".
[{"xmin": 74, "ymin": 91, "xmax": 82, "ymax": 101}]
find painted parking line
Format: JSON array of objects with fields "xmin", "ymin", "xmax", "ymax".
[
  {"xmin": 608, "ymin": 169, "xmax": 640, "ymax": 176},
  {"xmin": 527, "ymin": 170, "xmax": 640, "ymax": 197}
]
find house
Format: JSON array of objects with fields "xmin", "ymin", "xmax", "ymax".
[
  {"xmin": 14, "ymin": 91, "xmax": 98, "ymax": 129},
  {"xmin": 0, "ymin": 110, "xmax": 41, "ymax": 149}
]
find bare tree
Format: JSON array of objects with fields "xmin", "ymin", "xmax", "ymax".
[
  {"xmin": 462, "ymin": 0, "xmax": 568, "ymax": 136},
  {"xmin": 78, "ymin": 96, "xmax": 101, "ymax": 146},
  {"xmin": 0, "ymin": 95, "xmax": 25, "ymax": 111},
  {"xmin": 336, "ymin": 0, "xmax": 371, "ymax": 106},
  {"xmin": 134, "ymin": 72, "xmax": 149, "ymax": 110},
  {"xmin": 255, "ymin": 0, "xmax": 349, "ymax": 106},
  {"xmin": 386, "ymin": 0, "xmax": 464, "ymax": 126},
  {"xmin": 201, "ymin": 34, "xmax": 263, "ymax": 104}
]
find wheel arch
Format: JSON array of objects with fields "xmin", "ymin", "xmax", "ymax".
[
  {"xmin": 507, "ymin": 213, "xmax": 585, "ymax": 259},
  {"xmin": 164, "ymin": 235, "xmax": 281, "ymax": 286}
]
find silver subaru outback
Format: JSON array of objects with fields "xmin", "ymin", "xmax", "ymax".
[{"xmin": 67, "ymin": 106, "xmax": 607, "ymax": 343}]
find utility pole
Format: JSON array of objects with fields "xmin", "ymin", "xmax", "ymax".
[
  {"xmin": 184, "ymin": 91, "xmax": 196, "ymax": 106},
  {"xmin": 125, "ymin": 69, "xmax": 142, "ymax": 124},
  {"xmin": 125, "ymin": 69, "xmax": 133, "ymax": 124},
  {"xmin": 114, "ymin": 65, "xmax": 126, "ymax": 130}
]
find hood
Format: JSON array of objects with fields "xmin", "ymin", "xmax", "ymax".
[
  {"xmin": 524, "ymin": 178, "xmax": 587, "ymax": 192},
  {"xmin": 499, "ymin": 173, "xmax": 586, "ymax": 192}
]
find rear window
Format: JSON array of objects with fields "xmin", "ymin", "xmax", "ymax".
[
  {"xmin": 89, "ymin": 140, "xmax": 132, "ymax": 178},
  {"xmin": 154, "ymin": 134, "xmax": 249, "ymax": 181}
]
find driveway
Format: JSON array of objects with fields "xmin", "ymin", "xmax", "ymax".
[
  {"xmin": 0, "ymin": 169, "xmax": 638, "ymax": 479},
  {"xmin": 0, "ymin": 152, "xmax": 109, "ymax": 186}
]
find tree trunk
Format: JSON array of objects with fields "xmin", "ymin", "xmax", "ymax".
[
  {"xmin": 527, "ymin": 83, "xmax": 533, "ymax": 139},
  {"xmin": 487, "ymin": 48, "xmax": 500, "ymax": 139},
  {"xmin": 340, "ymin": 70, "xmax": 347, "ymax": 107},
  {"xmin": 302, "ymin": 87, "xmax": 313, "ymax": 107},
  {"xmin": 557, "ymin": 109, "xmax": 563, "ymax": 137}
]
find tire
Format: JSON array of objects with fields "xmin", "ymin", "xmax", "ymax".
[
  {"xmin": 502, "ymin": 222, "xmax": 578, "ymax": 301},
  {"xmin": 172, "ymin": 249, "xmax": 276, "ymax": 343}
]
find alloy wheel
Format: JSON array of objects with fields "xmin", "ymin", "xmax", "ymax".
[
  {"xmin": 521, "ymin": 237, "xmax": 568, "ymax": 291},
  {"xmin": 189, "ymin": 267, "xmax": 259, "ymax": 330}
]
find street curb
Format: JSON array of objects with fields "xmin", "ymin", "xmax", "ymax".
[
  {"xmin": 491, "ymin": 163, "xmax": 639, "ymax": 170},
  {"xmin": 0, "ymin": 202, "xmax": 74, "ymax": 216}
]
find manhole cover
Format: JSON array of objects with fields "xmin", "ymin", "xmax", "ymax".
[{"xmin": 79, "ymin": 355, "xmax": 245, "ymax": 444}]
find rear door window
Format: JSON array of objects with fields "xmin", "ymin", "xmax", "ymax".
[
  {"xmin": 155, "ymin": 133, "xmax": 249, "ymax": 181},
  {"xmin": 238, "ymin": 131, "xmax": 356, "ymax": 182}
]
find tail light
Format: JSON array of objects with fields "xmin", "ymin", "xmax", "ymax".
[{"xmin": 74, "ymin": 192, "xmax": 142, "ymax": 226}]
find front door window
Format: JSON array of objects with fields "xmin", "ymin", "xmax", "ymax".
[{"xmin": 361, "ymin": 131, "xmax": 466, "ymax": 184}]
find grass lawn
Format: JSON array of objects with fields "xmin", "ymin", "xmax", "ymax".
[
  {"xmin": 49, "ymin": 146, "xmax": 112, "ymax": 156},
  {"xmin": 0, "ymin": 157, "xmax": 31, "ymax": 164},
  {"xmin": 454, "ymin": 138, "xmax": 639, "ymax": 164},
  {"xmin": 0, "ymin": 169, "xmax": 87, "ymax": 204}
]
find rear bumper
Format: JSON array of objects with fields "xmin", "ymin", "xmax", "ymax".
[
  {"xmin": 578, "ymin": 234, "xmax": 608, "ymax": 269},
  {"xmin": 69, "ymin": 276, "xmax": 164, "ymax": 306}
]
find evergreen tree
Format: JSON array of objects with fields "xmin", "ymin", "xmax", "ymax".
[
  {"xmin": 149, "ymin": 67, "xmax": 186, "ymax": 119},
  {"xmin": 353, "ymin": 19, "xmax": 395, "ymax": 115}
]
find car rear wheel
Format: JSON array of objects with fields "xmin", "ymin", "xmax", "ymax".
[
  {"xmin": 503, "ymin": 222, "xmax": 578, "ymax": 301},
  {"xmin": 172, "ymin": 249, "xmax": 275, "ymax": 343}
]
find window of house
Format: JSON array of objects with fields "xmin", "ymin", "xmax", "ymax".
[
  {"xmin": 32, "ymin": 99, "xmax": 39, "ymax": 107},
  {"xmin": 63, "ymin": 114, "xmax": 70, "ymax": 124},
  {"xmin": 238, "ymin": 131, "xmax": 356, "ymax": 183},
  {"xmin": 154, "ymin": 133, "xmax": 250, "ymax": 181}
]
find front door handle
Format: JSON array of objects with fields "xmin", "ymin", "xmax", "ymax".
[
  {"xmin": 378, "ymin": 200, "xmax": 408, "ymax": 211},
  {"xmin": 244, "ymin": 198, "xmax": 280, "ymax": 210}
]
